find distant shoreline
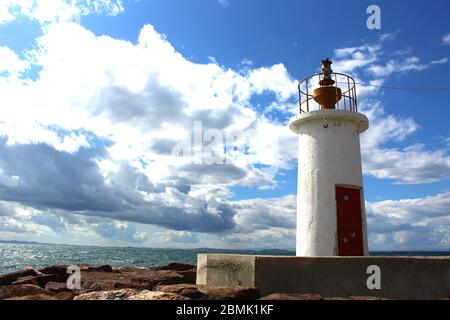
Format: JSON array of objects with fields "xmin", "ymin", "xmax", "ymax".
[
  {"xmin": 0, "ymin": 240, "xmax": 42, "ymax": 245},
  {"xmin": 1, "ymin": 239, "xmax": 448, "ymax": 255}
]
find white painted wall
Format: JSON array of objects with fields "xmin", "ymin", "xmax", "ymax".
[{"xmin": 289, "ymin": 109, "xmax": 369, "ymax": 256}]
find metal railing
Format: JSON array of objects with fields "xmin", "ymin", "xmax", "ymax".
[{"xmin": 298, "ymin": 72, "xmax": 357, "ymax": 113}]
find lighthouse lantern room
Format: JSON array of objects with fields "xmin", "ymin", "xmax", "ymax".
[{"xmin": 289, "ymin": 59, "xmax": 369, "ymax": 256}]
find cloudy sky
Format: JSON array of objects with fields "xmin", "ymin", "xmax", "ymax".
[{"xmin": 0, "ymin": 0, "xmax": 449, "ymax": 251}]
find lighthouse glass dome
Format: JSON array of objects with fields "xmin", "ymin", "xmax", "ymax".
[{"xmin": 298, "ymin": 72, "xmax": 358, "ymax": 113}]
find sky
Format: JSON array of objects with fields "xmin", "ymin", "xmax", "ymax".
[{"xmin": 0, "ymin": 0, "xmax": 449, "ymax": 251}]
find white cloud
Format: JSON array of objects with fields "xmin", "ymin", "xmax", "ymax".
[
  {"xmin": 0, "ymin": 0, "xmax": 124, "ymax": 25},
  {"xmin": 367, "ymin": 192, "xmax": 450, "ymax": 250},
  {"xmin": 217, "ymin": 0, "xmax": 230, "ymax": 8},
  {"xmin": 368, "ymin": 192, "xmax": 450, "ymax": 220},
  {"xmin": 247, "ymin": 64, "xmax": 297, "ymax": 101},
  {"xmin": 394, "ymin": 47, "xmax": 413, "ymax": 56},
  {"xmin": 357, "ymin": 94, "xmax": 450, "ymax": 185},
  {"xmin": 430, "ymin": 57, "xmax": 448, "ymax": 65},
  {"xmin": 0, "ymin": 15, "xmax": 448, "ymax": 251},
  {"xmin": 362, "ymin": 145, "xmax": 450, "ymax": 184},
  {"xmin": 332, "ymin": 40, "xmax": 450, "ymax": 184},
  {"xmin": 95, "ymin": 221, "xmax": 147, "ymax": 243},
  {"xmin": 442, "ymin": 33, "xmax": 450, "ymax": 45},
  {"xmin": 333, "ymin": 44, "xmax": 380, "ymax": 73},
  {"xmin": 221, "ymin": 228, "xmax": 295, "ymax": 250},
  {"xmin": 240, "ymin": 58, "xmax": 253, "ymax": 66},
  {"xmin": 0, "ymin": 3, "xmax": 15, "ymax": 23},
  {"xmin": 0, "ymin": 47, "xmax": 29, "ymax": 75},
  {"xmin": 231, "ymin": 195, "xmax": 296, "ymax": 232},
  {"xmin": 0, "ymin": 21, "xmax": 299, "ymax": 240},
  {"xmin": 3, "ymin": 22, "xmax": 297, "ymax": 179},
  {"xmin": 0, "ymin": 186, "xmax": 448, "ymax": 251},
  {"xmin": 0, "ymin": 204, "xmax": 54, "ymax": 235},
  {"xmin": 379, "ymin": 31, "xmax": 399, "ymax": 42},
  {"xmin": 216, "ymin": 191, "xmax": 450, "ymax": 251},
  {"xmin": 368, "ymin": 56, "xmax": 447, "ymax": 78},
  {"xmin": 159, "ymin": 230, "xmax": 198, "ymax": 244},
  {"xmin": 1, "ymin": 122, "xmax": 90, "ymax": 153}
]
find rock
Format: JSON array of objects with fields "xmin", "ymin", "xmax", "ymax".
[
  {"xmin": 137, "ymin": 269, "xmax": 190, "ymax": 286},
  {"xmin": 114, "ymin": 266, "xmax": 147, "ymax": 272},
  {"xmin": 0, "ymin": 284, "xmax": 53, "ymax": 300},
  {"xmin": 148, "ymin": 284, "xmax": 257, "ymax": 300},
  {"xmin": 38, "ymin": 265, "xmax": 67, "ymax": 274},
  {"xmin": 109, "ymin": 268, "xmax": 192, "ymax": 288},
  {"xmin": 54, "ymin": 291, "xmax": 76, "ymax": 300},
  {"xmin": 156, "ymin": 263, "xmax": 196, "ymax": 272},
  {"xmin": 324, "ymin": 296, "xmax": 388, "ymax": 300},
  {"xmin": 259, "ymin": 293, "xmax": 322, "ymax": 300},
  {"xmin": 35, "ymin": 264, "xmax": 112, "ymax": 284},
  {"xmin": 78, "ymin": 272, "xmax": 128, "ymax": 292},
  {"xmin": 38, "ymin": 265, "xmax": 69, "ymax": 283},
  {"xmin": 92, "ymin": 265, "xmax": 113, "ymax": 272},
  {"xmin": 196, "ymin": 285, "xmax": 260, "ymax": 300},
  {"xmin": 154, "ymin": 263, "xmax": 196, "ymax": 284},
  {"xmin": 45, "ymin": 281, "xmax": 72, "ymax": 293},
  {"xmin": 74, "ymin": 289, "xmax": 189, "ymax": 300},
  {"xmin": 258, "ymin": 293, "xmax": 387, "ymax": 300},
  {"xmin": 79, "ymin": 271, "xmax": 153, "ymax": 292},
  {"xmin": 154, "ymin": 284, "xmax": 208, "ymax": 299},
  {"xmin": 179, "ymin": 270, "xmax": 196, "ymax": 284},
  {"xmin": 12, "ymin": 274, "xmax": 57, "ymax": 288},
  {"xmin": 0, "ymin": 267, "xmax": 38, "ymax": 286},
  {"xmin": 74, "ymin": 288, "xmax": 139, "ymax": 300},
  {"xmin": 75, "ymin": 268, "xmax": 190, "ymax": 293},
  {"xmin": 5, "ymin": 294, "xmax": 58, "ymax": 300},
  {"xmin": 129, "ymin": 291, "xmax": 190, "ymax": 300},
  {"xmin": 80, "ymin": 264, "xmax": 113, "ymax": 273}
]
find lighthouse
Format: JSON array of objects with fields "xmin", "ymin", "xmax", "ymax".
[
  {"xmin": 289, "ymin": 59, "xmax": 369, "ymax": 256},
  {"xmin": 197, "ymin": 62, "xmax": 449, "ymax": 296}
]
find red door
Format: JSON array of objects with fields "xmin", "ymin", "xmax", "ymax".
[{"xmin": 336, "ymin": 186, "xmax": 364, "ymax": 256}]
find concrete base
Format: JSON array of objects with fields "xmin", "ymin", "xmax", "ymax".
[{"xmin": 196, "ymin": 254, "xmax": 450, "ymax": 299}]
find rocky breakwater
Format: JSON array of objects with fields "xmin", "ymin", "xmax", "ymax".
[
  {"xmin": 0, "ymin": 263, "xmax": 261, "ymax": 300},
  {"xmin": 0, "ymin": 263, "xmax": 389, "ymax": 300}
]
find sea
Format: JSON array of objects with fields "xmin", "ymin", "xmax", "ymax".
[{"xmin": 0, "ymin": 243, "xmax": 448, "ymax": 274}]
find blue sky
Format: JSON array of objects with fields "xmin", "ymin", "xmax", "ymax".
[{"xmin": 0, "ymin": 0, "xmax": 448, "ymax": 251}]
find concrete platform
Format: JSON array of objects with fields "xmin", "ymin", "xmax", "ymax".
[{"xmin": 196, "ymin": 254, "xmax": 450, "ymax": 299}]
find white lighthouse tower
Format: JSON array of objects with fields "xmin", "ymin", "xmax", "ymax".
[{"xmin": 289, "ymin": 59, "xmax": 369, "ymax": 256}]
